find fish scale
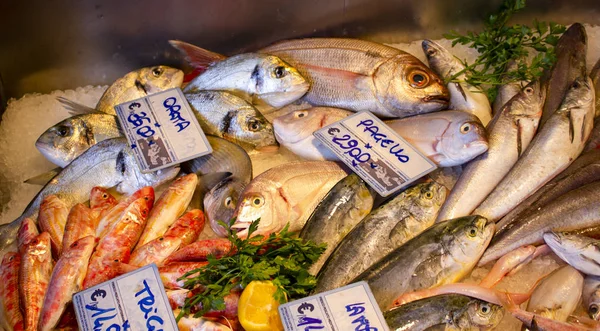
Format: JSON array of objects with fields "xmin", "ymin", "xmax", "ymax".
[{"xmin": 0, "ymin": 252, "xmax": 24, "ymax": 331}]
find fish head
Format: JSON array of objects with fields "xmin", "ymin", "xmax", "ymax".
[
  {"xmin": 204, "ymin": 176, "xmax": 246, "ymax": 237},
  {"xmin": 36, "ymin": 115, "xmax": 94, "ymax": 167},
  {"xmin": 458, "ymin": 299, "xmax": 504, "ymax": 330},
  {"xmin": 405, "ymin": 182, "xmax": 448, "ymax": 219},
  {"xmin": 273, "ymin": 108, "xmax": 326, "ymax": 145},
  {"xmin": 115, "ymin": 148, "xmax": 180, "ymax": 195},
  {"xmin": 90, "ymin": 187, "xmax": 118, "ymax": 209},
  {"xmin": 439, "ymin": 112, "xmax": 488, "ymax": 166},
  {"xmin": 543, "ymin": 231, "xmax": 600, "ymax": 274},
  {"xmin": 229, "ymin": 105, "xmax": 278, "ymax": 150},
  {"xmin": 421, "ymin": 39, "xmax": 456, "ymax": 79},
  {"xmin": 253, "ymin": 56, "xmax": 309, "ymax": 108},
  {"xmin": 446, "ymin": 215, "xmax": 494, "ymax": 267},
  {"xmin": 583, "ymin": 276, "xmax": 600, "ymax": 320},
  {"xmin": 138, "ymin": 66, "xmax": 185, "ymax": 93},
  {"xmin": 560, "ymin": 76, "xmax": 595, "ymax": 111},
  {"xmin": 231, "ymin": 182, "xmax": 285, "ymax": 238}
]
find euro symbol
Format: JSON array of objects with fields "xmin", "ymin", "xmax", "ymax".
[
  {"xmin": 90, "ymin": 289, "xmax": 107, "ymax": 302},
  {"xmin": 327, "ymin": 128, "xmax": 341, "ymax": 136},
  {"xmin": 297, "ymin": 302, "xmax": 314, "ymax": 314}
]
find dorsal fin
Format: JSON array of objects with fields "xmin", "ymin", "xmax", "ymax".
[
  {"xmin": 169, "ymin": 40, "xmax": 227, "ymax": 70},
  {"xmin": 56, "ymin": 97, "xmax": 98, "ymax": 116}
]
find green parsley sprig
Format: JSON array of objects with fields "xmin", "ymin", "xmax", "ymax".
[
  {"xmin": 175, "ymin": 219, "xmax": 326, "ymax": 321},
  {"xmin": 443, "ymin": 0, "xmax": 566, "ymax": 101}
]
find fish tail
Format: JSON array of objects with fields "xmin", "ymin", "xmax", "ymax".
[{"xmin": 0, "ymin": 219, "xmax": 21, "ymax": 251}]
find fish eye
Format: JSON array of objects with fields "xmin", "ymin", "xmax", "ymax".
[
  {"xmin": 295, "ymin": 111, "xmax": 308, "ymax": 118},
  {"xmin": 467, "ymin": 226, "xmax": 478, "ymax": 238},
  {"xmin": 274, "ymin": 66, "xmax": 286, "ymax": 79},
  {"xmin": 590, "ymin": 304, "xmax": 599, "ymax": 315},
  {"xmin": 152, "ymin": 67, "xmax": 164, "ymax": 77},
  {"xmin": 572, "ymin": 80, "xmax": 581, "ymax": 89},
  {"xmin": 479, "ymin": 303, "xmax": 491, "ymax": 315},
  {"xmin": 224, "ymin": 196, "xmax": 233, "ymax": 207},
  {"xmin": 426, "ymin": 48, "xmax": 436, "ymax": 56},
  {"xmin": 102, "ymin": 193, "xmax": 108, "ymax": 199},
  {"xmin": 409, "ymin": 70, "xmax": 429, "ymax": 88},
  {"xmin": 252, "ymin": 196, "xmax": 264, "ymax": 207},
  {"xmin": 424, "ymin": 191, "xmax": 434, "ymax": 199},
  {"xmin": 460, "ymin": 123, "xmax": 471, "ymax": 134},
  {"xmin": 525, "ymin": 87, "xmax": 534, "ymax": 94},
  {"xmin": 248, "ymin": 120, "xmax": 262, "ymax": 132},
  {"xmin": 56, "ymin": 125, "xmax": 71, "ymax": 137}
]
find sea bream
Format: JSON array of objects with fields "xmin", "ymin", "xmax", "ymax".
[
  {"xmin": 544, "ymin": 232, "xmax": 600, "ymax": 276},
  {"xmin": 258, "ymin": 38, "xmax": 449, "ymax": 118}
]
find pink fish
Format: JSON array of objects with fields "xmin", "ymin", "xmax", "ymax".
[
  {"xmin": 159, "ymin": 262, "xmax": 208, "ymax": 289},
  {"xmin": 89, "ymin": 187, "xmax": 119, "ymax": 223},
  {"xmin": 165, "ymin": 238, "xmax": 232, "ymax": 264},
  {"xmin": 62, "ymin": 204, "xmax": 94, "ymax": 253},
  {"xmin": 17, "ymin": 217, "xmax": 39, "ymax": 255},
  {"xmin": 0, "ymin": 252, "xmax": 24, "ymax": 331},
  {"xmin": 38, "ymin": 195, "xmax": 69, "ymax": 257},
  {"xmin": 95, "ymin": 186, "xmax": 154, "ymax": 239},
  {"xmin": 163, "ymin": 209, "xmax": 205, "ymax": 247}
]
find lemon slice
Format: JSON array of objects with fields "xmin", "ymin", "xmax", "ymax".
[{"xmin": 238, "ymin": 280, "xmax": 285, "ymax": 331}]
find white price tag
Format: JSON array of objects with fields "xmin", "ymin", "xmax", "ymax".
[
  {"xmin": 314, "ymin": 111, "xmax": 437, "ymax": 197},
  {"xmin": 73, "ymin": 264, "xmax": 177, "ymax": 331},
  {"xmin": 115, "ymin": 88, "xmax": 212, "ymax": 173},
  {"xmin": 279, "ymin": 282, "xmax": 389, "ymax": 331}
]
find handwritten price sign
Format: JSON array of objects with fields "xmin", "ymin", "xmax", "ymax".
[{"xmin": 314, "ymin": 111, "xmax": 436, "ymax": 197}]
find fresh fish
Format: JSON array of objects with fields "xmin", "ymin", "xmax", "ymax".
[
  {"xmin": 62, "ymin": 204, "xmax": 94, "ymax": 253},
  {"xmin": 83, "ymin": 198, "xmax": 151, "ymax": 288},
  {"xmin": 231, "ymin": 161, "xmax": 348, "ymax": 237},
  {"xmin": 161, "ymin": 209, "xmax": 205, "ymax": 247},
  {"xmin": 385, "ymin": 110, "xmax": 489, "ymax": 167},
  {"xmin": 0, "ymin": 252, "xmax": 23, "ymax": 331},
  {"xmin": 96, "ymin": 186, "xmax": 155, "ymax": 238},
  {"xmin": 35, "ymin": 113, "xmax": 121, "ymax": 167},
  {"xmin": 175, "ymin": 42, "xmax": 309, "ymax": 112},
  {"xmin": 315, "ymin": 182, "xmax": 446, "ymax": 293},
  {"xmin": 19, "ymin": 232, "xmax": 53, "ymax": 331},
  {"xmin": 584, "ymin": 118, "xmax": 600, "ymax": 153},
  {"xmin": 17, "ymin": 218, "xmax": 38, "ymax": 255},
  {"xmin": 185, "ymin": 90, "xmax": 277, "ymax": 151},
  {"xmin": 272, "ymin": 107, "xmax": 352, "ymax": 160},
  {"xmin": 299, "ymin": 174, "xmax": 374, "ymax": 275},
  {"xmin": 479, "ymin": 181, "xmax": 600, "ymax": 265},
  {"xmin": 177, "ymin": 316, "xmax": 232, "ymax": 331},
  {"xmin": 159, "ymin": 262, "xmax": 208, "ymax": 289},
  {"xmin": 473, "ymin": 76, "xmax": 595, "ymax": 221},
  {"xmin": 526, "ymin": 265, "xmax": 583, "ymax": 323},
  {"xmin": 38, "ymin": 195, "xmax": 69, "ymax": 257},
  {"xmin": 137, "ymin": 173, "xmax": 198, "ymax": 247},
  {"xmin": 591, "ymin": 57, "xmax": 600, "ymax": 118},
  {"xmin": 492, "ymin": 61, "xmax": 528, "ymax": 116},
  {"xmin": 165, "ymin": 238, "xmax": 232, "ymax": 263},
  {"xmin": 0, "ymin": 138, "xmax": 179, "ymax": 252},
  {"xmin": 89, "ymin": 186, "xmax": 118, "ymax": 213},
  {"xmin": 203, "ymin": 176, "xmax": 246, "ymax": 237},
  {"xmin": 39, "ymin": 236, "xmax": 95, "ymax": 331},
  {"xmin": 544, "ymin": 232, "xmax": 600, "ymax": 276},
  {"xmin": 383, "ymin": 294, "xmax": 503, "ymax": 331},
  {"xmin": 496, "ymin": 150, "xmax": 600, "ymax": 234},
  {"xmin": 352, "ymin": 215, "xmax": 494, "ymax": 310},
  {"xmin": 539, "ymin": 23, "xmax": 587, "ymax": 127},
  {"xmin": 428, "ymin": 166, "xmax": 463, "ymax": 191},
  {"xmin": 583, "ymin": 275, "xmax": 600, "ymax": 320},
  {"xmin": 436, "ymin": 81, "xmax": 545, "ymax": 222},
  {"xmin": 422, "ymin": 39, "xmax": 492, "ymax": 125},
  {"xmin": 259, "ymin": 38, "xmax": 449, "ymax": 118}
]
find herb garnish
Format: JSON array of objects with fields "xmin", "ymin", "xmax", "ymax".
[
  {"xmin": 176, "ymin": 219, "xmax": 326, "ymax": 321},
  {"xmin": 443, "ymin": 0, "xmax": 566, "ymax": 101}
]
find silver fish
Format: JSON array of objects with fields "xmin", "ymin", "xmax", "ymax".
[
  {"xmin": 526, "ymin": 265, "xmax": 583, "ymax": 323},
  {"xmin": 259, "ymin": 38, "xmax": 449, "ymax": 118},
  {"xmin": 203, "ymin": 176, "xmax": 247, "ymax": 237},
  {"xmin": 185, "ymin": 90, "xmax": 277, "ymax": 151},
  {"xmin": 35, "ymin": 113, "xmax": 121, "ymax": 167},
  {"xmin": 352, "ymin": 215, "xmax": 494, "ymax": 310},
  {"xmin": 583, "ymin": 275, "xmax": 600, "ymax": 320},
  {"xmin": 385, "ymin": 110, "xmax": 488, "ymax": 167},
  {"xmin": 314, "ymin": 182, "xmax": 447, "ymax": 294},
  {"xmin": 492, "ymin": 61, "xmax": 528, "ymax": 117},
  {"xmin": 436, "ymin": 81, "xmax": 545, "ymax": 222},
  {"xmin": 544, "ymin": 232, "xmax": 600, "ymax": 276},
  {"xmin": 273, "ymin": 107, "xmax": 352, "ymax": 160},
  {"xmin": 474, "ymin": 76, "xmax": 595, "ymax": 221},
  {"xmin": 422, "ymin": 39, "xmax": 492, "ymax": 126},
  {"xmin": 0, "ymin": 138, "xmax": 179, "ymax": 251},
  {"xmin": 299, "ymin": 174, "xmax": 374, "ymax": 275}
]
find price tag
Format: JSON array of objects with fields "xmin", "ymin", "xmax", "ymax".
[
  {"xmin": 278, "ymin": 282, "xmax": 389, "ymax": 331},
  {"xmin": 114, "ymin": 88, "xmax": 212, "ymax": 173},
  {"xmin": 73, "ymin": 264, "xmax": 178, "ymax": 331},
  {"xmin": 314, "ymin": 111, "xmax": 437, "ymax": 197}
]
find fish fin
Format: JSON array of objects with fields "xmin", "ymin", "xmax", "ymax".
[
  {"xmin": 455, "ymin": 82, "xmax": 468, "ymax": 102},
  {"xmin": 568, "ymin": 110, "xmax": 575, "ymax": 143},
  {"xmin": 388, "ymin": 216, "xmax": 414, "ymax": 243},
  {"xmin": 169, "ymin": 40, "xmax": 227, "ymax": 70},
  {"xmin": 580, "ymin": 251, "xmax": 600, "ymax": 269},
  {"xmin": 23, "ymin": 167, "xmax": 62, "ymax": 185},
  {"xmin": 516, "ymin": 118, "xmax": 523, "ymax": 156},
  {"xmin": 56, "ymin": 96, "xmax": 98, "ymax": 116}
]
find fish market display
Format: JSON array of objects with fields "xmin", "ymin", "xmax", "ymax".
[
  {"xmin": 583, "ymin": 276, "xmax": 600, "ymax": 320},
  {"xmin": 436, "ymin": 81, "xmax": 545, "ymax": 221},
  {"xmin": 422, "ymin": 39, "xmax": 492, "ymax": 125},
  {"xmin": 544, "ymin": 232, "xmax": 600, "ymax": 276},
  {"xmin": 474, "ymin": 76, "xmax": 595, "ymax": 221},
  {"xmin": 383, "ymin": 294, "xmax": 504, "ymax": 330},
  {"xmin": 273, "ymin": 107, "xmax": 352, "ymax": 160},
  {"xmin": 353, "ymin": 215, "xmax": 494, "ymax": 310},
  {"xmin": 385, "ymin": 110, "xmax": 489, "ymax": 167},
  {"xmin": 20, "ymin": 232, "xmax": 53, "ymax": 331},
  {"xmin": 299, "ymin": 174, "xmax": 374, "ymax": 275},
  {"xmin": 0, "ymin": 252, "xmax": 23, "ymax": 331},
  {"xmin": 259, "ymin": 38, "xmax": 449, "ymax": 117},
  {"xmin": 315, "ymin": 182, "xmax": 447, "ymax": 293}
]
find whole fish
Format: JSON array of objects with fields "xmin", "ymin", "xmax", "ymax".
[
  {"xmin": 84, "ymin": 198, "xmax": 151, "ymax": 288},
  {"xmin": 385, "ymin": 110, "xmax": 489, "ymax": 167},
  {"xmin": 383, "ymin": 294, "xmax": 503, "ymax": 331},
  {"xmin": 137, "ymin": 173, "xmax": 198, "ymax": 247},
  {"xmin": 315, "ymin": 182, "xmax": 447, "ymax": 293},
  {"xmin": 259, "ymin": 38, "xmax": 449, "ymax": 118},
  {"xmin": 422, "ymin": 39, "xmax": 492, "ymax": 125},
  {"xmin": 19, "ymin": 232, "xmax": 53, "ymax": 331},
  {"xmin": 539, "ymin": 23, "xmax": 587, "ymax": 127},
  {"xmin": 544, "ymin": 232, "xmax": 600, "ymax": 276},
  {"xmin": 273, "ymin": 107, "xmax": 352, "ymax": 160},
  {"xmin": 38, "ymin": 195, "xmax": 69, "ymax": 257},
  {"xmin": 0, "ymin": 252, "xmax": 23, "ymax": 331},
  {"xmin": 39, "ymin": 236, "xmax": 95, "ymax": 331},
  {"xmin": 203, "ymin": 176, "xmax": 246, "ymax": 237},
  {"xmin": 17, "ymin": 218, "xmax": 38, "ymax": 255},
  {"xmin": 479, "ymin": 181, "xmax": 600, "ymax": 265},
  {"xmin": 231, "ymin": 161, "xmax": 348, "ymax": 237},
  {"xmin": 299, "ymin": 174, "xmax": 374, "ymax": 275},
  {"xmin": 436, "ymin": 81, "xmax": 545, "ymax": 222},
  {"xmin": 352, "ymin": 215, "xmax": 494, "ymax": 310},
  {"xmin": 496, "ymin": 150, "xmax": 600, "ymax": 233},
  {"xmin": 526, "ymin": 265, "xmax": 583, "ymax": 323},
  {"xmin": 185, "ymin": 90, "xmax": 277, "ymax": 151},
  {"xmin": 583, "ymin": 275, "xmax": 600, "ymax": 320},
  {"xmin": 474, "ymin": 76, "xmax": 595, "ymax": 221},
  {"xmin": 35, "ymin": 113, "xmax": 121, "ymax": 167},
  {"xmin": 0, "ymin": 138, "xmax": 179, "ymax": 252},
  {"xmin": 96, "ymin": 186, "xmax": 155, "ymax": 238}
]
